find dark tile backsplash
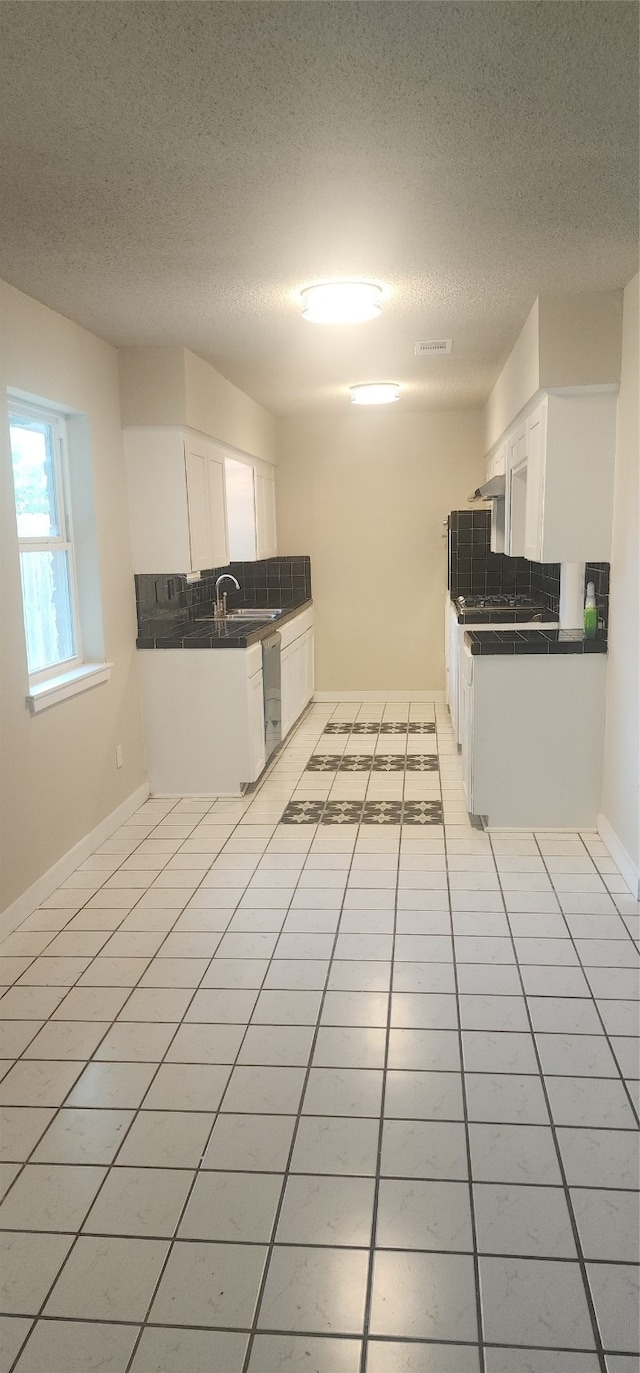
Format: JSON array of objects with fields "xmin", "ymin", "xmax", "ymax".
[
  {"xmin": 448, "ymin": 512, "xmax": 610, "ymax": 624},
  {"xmin": 135, "ymin": 557, "xmax": 311, "ymax": 637},
  {"xmin": 448, "ymin": 510, "xmax": 560, "ymax": 610}
]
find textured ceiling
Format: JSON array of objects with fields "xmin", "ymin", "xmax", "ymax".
[{"xmin": 0, "ymin": 1, "xmax": 638, "ymax": 416}]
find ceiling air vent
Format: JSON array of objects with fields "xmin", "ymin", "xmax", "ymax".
[{"xmin": 414, "ymin": 339, "xmax": 452, "ymax": 356}]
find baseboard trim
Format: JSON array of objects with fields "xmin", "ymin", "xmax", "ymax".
[
  {"xmin": 0, "ymin": 781, "xmax": 151, "ymax": 939},
  {"xmin": 597, "ymin": 813, "xmax": 640, "ymax": 898},
  {"xmin": 313, "ymin": 691, "xmax": 446, "ymax": 703}
]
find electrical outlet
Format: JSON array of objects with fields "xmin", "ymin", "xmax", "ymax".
[{"xmin": 115, "ymin": 744, "xmax": 124, "ymax": 769}]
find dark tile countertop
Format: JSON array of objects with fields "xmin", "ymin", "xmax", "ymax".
[
  {"xmin": 464, "ymin": 628, "xmax": 608, "ymax": 656},
  {"xmin": 137, "ymin": 597, "xmax": 313, "ymax": 650}
]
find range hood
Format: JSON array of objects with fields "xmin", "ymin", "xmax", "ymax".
[{"xmin": 468, "ymin": 474, "xmax": 506, "ymax": 502}]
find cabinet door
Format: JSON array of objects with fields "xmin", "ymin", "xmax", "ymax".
[
  {"xmin": 206, "ymin": 453, "xmax": 229, "ymax": 568},
  {"xmin": 447, "ymin": 605, "xmax": 460, "ymax": 737},
  {"xmin": 303, "ymin": 629, "xmax": 315, "ymax": 706},
  {"xmin": 225, "ymin": 457, "xmax": 257, "ymax": 561},
  {"xmin": 460, "ymin": 663, "xmax": 474, "ymax": 811},
  {"xmin": 289, "ymin": 637, "xmax": 303, "ymax": 722},
  {"xmin": 248, "ymin": 669, "xmax": 266, "ymax": 780},
  {"xmin": 524, "ymin": 402, "xmax": 546, "ymax": 562},
  {"xmin": 184, "ymin": 441, "xmax": 212, "ymax": 573},
  {"xmin": 184, "ymin": 442, "xmax": 229, "ymax": 571},
  {"xmin": 281, "ymin": 644, "xmax": 293, "ymax": 738},
  {"xmin": 255, "ymin": 471, "xmax": 277, "ymax": 560}
]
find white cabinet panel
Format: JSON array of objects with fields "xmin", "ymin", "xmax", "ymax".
[
  {"xmin": 462, "ymin": 651, "xmax": 607, "ymax": 828},
  {"xmin": 280, "ymin": 620, "xmax": 314, "ymax": 741},
  {"xmin": 184, "ymin": 440, "xmax": 229, "ymax": 572},
  {"xmin": 445, "ymin": 596, "xmax": 460, "ymax": 737},
  {"xmin": 523, "ymin": 402, "xmax": 546, "ymax": 562},
  {"xmin": 225, "ymin": 457, "xmax": 257, "ymax": 561},
  {"xmin": 281, "ymin": 644, "xmax": 293, "ymax": 739},
  {"xmin": 139, "ymin": 646, "xmax": 264, "ymax": 795},
  {"xmin": 304, "ymin": 628, "xmax": 315, "ymax": 705},
  {"xmin": 124, "ymin": 428, "xmax": 192, "ymax": 573},
  {"xmin": 500, "ymin": 390, "xmax": 617, "ymax": 564},
  {"xmin": 206, "ymin": 452, "xmax": 229, "ymax": 568},
  {"xmin": 184, "ymin": 441, "xmax": 212, "ymax": 573},
  {"xmin": 248, "ymin": 668, "xmax": 266, "ymax": 780},
  {"xmin": 126, "ymin": 427, "xmax": 228, "ymax": 573},
  {"xmin": 459, "ymin": 651, "xmax": 474, "ymax": 811},
  {"xmin": 255, "ymin": 469, "xmax": 277, "ymax": 560}
]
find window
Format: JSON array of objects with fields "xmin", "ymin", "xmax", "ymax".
[{"xmin": 9, "ymin": 401, "xmax": 82, "ymax": 682}]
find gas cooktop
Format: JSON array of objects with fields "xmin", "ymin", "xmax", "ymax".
[{"xmin": 456, "ymin": 594, "xmax": 543, "ymax": 611}]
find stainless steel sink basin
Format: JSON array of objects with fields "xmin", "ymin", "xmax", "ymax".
[
  {"xmin": 196, "ymin": 607, "xmax": 283, "ymax": 623},
  {"xmin": 228, "ymin": 608, "xmax": 283, "ymax": 620}
]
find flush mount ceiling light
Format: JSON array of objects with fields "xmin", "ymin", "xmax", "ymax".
[
  {"xmin": 300, "ymin": 280, "xmax": 383, "ymax": 324},
  {"xmin": 349, "ymin": 382, "xmax": 401, "ymax": 406}
]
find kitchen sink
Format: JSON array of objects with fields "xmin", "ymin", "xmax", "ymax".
[
  {"xmin": 228, "ymin": 607, "xmax": 283, "ymax": 619},
  {"xmin": 196, "ymin": 607, "xmax": 283, "ymax": 623}
]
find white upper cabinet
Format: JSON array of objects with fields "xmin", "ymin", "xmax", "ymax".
[
  {"xmin": 255, "ymin": 467, "xmax": 277, "ymax": 561},
  {"xmin": 225, "ymin": 457, "xmax": 257, "ymax": 560},
  {"xmin": 205, "ymin": 450, "xmax": 230, "ymax": 569},
  {"xmin": 125, "ymin": 427, "xmax": 229, "ymax": 573},
  {"xmin": 225, "ymin": 456, "xmax": 278, "ymax": 563},
  {"xmin": 501, "ymin": 389, "xmax": 617, "ymax": 564}
]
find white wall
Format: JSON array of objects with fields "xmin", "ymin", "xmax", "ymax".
[
  {"xmin": 484, "ymin": 292, "xmax": 623, "ymax": 452},
  {"xmin": 119, "ymin": 346, "xmax": 277, "ymax": 465},
  {"xmin": 600, "ymin": 273, "xmax": 639, "ymax": 893},
  {"xmin": 485, "ymin": 299, "xmax": 540, "ymax": 451},
  {"xmin": 184, "ymin": 350, "xmax": 277, "ymax": 465},
  {"xmin": 0, "ymin": 282, "xmax": 147, "ymax": 913},
  {"xmin": 276, "ymin": 408, "xmax": 484, "ymax": 692},
  {"xmin": 539, "ymin": 292, "xmax": 622, "ymax": 391}
]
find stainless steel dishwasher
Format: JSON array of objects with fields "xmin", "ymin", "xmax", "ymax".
[{"xmin": 262, "ymin": 632, "xmax": 282, "ymax": 762}]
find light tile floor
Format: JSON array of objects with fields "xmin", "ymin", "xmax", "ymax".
[{"xmin": 0, "ymin": 701, "xmax": 639, "ymax": 1372}]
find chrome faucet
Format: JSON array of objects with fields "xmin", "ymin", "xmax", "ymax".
[{"xmin": 214, "ymin": 573, "xmax": 240, "ymax": 618}]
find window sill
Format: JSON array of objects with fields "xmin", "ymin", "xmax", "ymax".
[{"xmin": 27, "ymin": 662, "xmax": 113, "ymax": 714}]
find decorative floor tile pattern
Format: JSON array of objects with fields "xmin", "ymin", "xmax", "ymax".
[
  {"xmin": 280, "ymin": 801, "xmax": 325, "ymax": 825},
  {"xmin": 402, "ymin": 801, "xmax": 445, "ymax": 825},
  {"xmin": 361, "ymin": 802, "xmax": 404, "ymax": 826},
  {"xmin": 322, "ymin": 802, "xmax": 365, "ymax": 826},
  {"xmin": 0, "ymin": 700, "xmax": 638, "ymax": 1373}
]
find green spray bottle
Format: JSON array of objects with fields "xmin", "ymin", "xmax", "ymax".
[{"xmin": 584, "ymin": 582, "xmax": 598, "ymax": 639}]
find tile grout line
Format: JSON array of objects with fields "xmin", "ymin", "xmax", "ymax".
[
  {"xmin": 356, "ymin": 714, "xmax": 407, "ymax": 1373},
  {"xmin": 491, "ymin": 829, "xmax": 609, "ymax": 1372},
  {"xmin": 120, "ymin": 709, "xmax": 336, "ymax": 1371},
  {"xmin": 544, "ymin": 833, "xmax": 640, "ymax": 1128},
  {"xmin": 6, "ymin": 795, "xmax": 263, "ymax": 1373},
  {"xmin": 440, "ymin": 710, "xmax": 487, "ymax": 1373},
  {"xmin": 238, "ymin": 704, "xmax": 368, "ymax": 1373},
  {"xmin": 3, "ymin": 736, "xmax": 331, "ymax": 1373}
]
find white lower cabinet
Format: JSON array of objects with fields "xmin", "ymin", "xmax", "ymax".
[
  {"xmin": 248, "ymin": 663, "xmax": 266, "ymax": 780},
  {"xmin": 444, "ymin": 596, "xmax": 460, "ymax": 738},
  {"xmin": 459, "ymin": 644, "xmax": 474, "ymax": 808},
  {"xmin": 280, "ymin": 610, "xmax": 314, "ymax": 739},
  {"xmin": 137, "ymin": 608, "xmax": 313, "ymax": 795},
  {"xmin": 138, "ymin": 641, "xmax": 266, "ymax": 796},
  {"xmin": 459, "ymin": 645, "xmax": 607, "ymax": 827}
]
